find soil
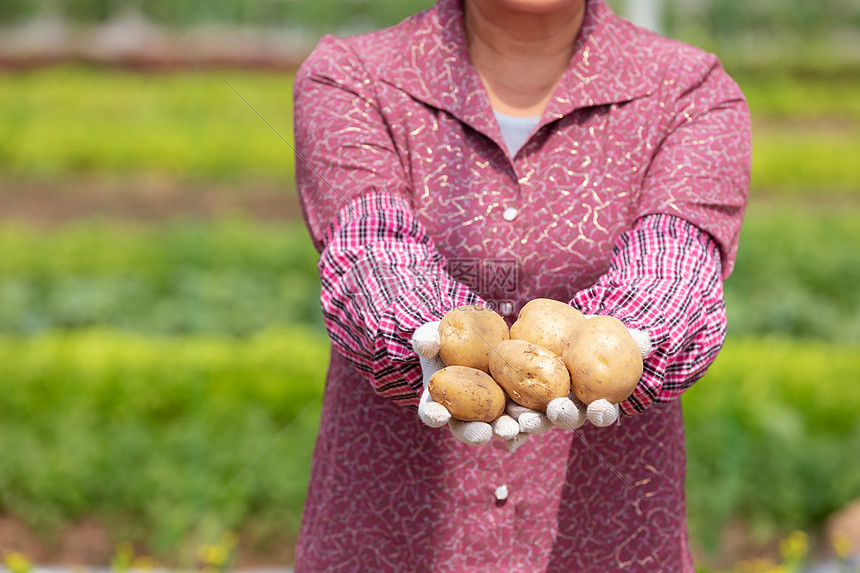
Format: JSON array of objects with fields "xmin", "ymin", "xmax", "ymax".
[
  {"xmin": 829, "ymin": 498, "xmax": 860, "ymax": 555},
  {"xmin": 0, "ymin": 175, "xmax": 303, "ymax": 227},
  {"xmin": 753, "ymin": 115, "xmax": 860, "ymax": 135},
  {"xmin": 1, "ymin": 175, "xmax": 857, "ymax": 229},
  {"xmin": 4, "ymin": 510, "xmax": 854, "ymax": 569},
  {"xmin": 689, "ymin": 520, "xmax": 781, "ymax": 571},
  {"xmin": 0, "ymin": 516, "xmax": 115, "ymax": 566},
  {"xmin": 0, "ymin": 514, "xmax": 298, "ymax": 568}
]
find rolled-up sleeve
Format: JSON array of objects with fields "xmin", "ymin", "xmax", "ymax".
[
  {"xmin": 570, "ymin": 52, "xmax": 750, "ymax": 415},
  {"xmin": 571, "ymin": 214, "xmax": 726, "ymax": 415},
  {"xmin": 318, "ymin": 193, "xmax": 480, "ymax": 405},
  {"xmin": 633, "ymin": 54, "xmax": 752, "ymax": 279},
  {"xmin": 294, "ymin": 37, "xmax": 479, "ymax": 406}
]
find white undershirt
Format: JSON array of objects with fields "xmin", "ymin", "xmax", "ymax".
[{"xmin": 493, "ymin": 110, "xmax": 541, "ymax": 156}]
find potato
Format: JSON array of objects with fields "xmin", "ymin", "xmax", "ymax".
[
  {"xmin": 488, "ymin": 339, "xmax": 571, "ymax": 412},
  {"xmin": 562, "ymin": 316, "xmax": 643, "ymax": 404},
  {"xmin": 428, "ymin": 366, "xmax": 506, "ymax": 422},
  {"xmin": 439, "ymin": 305, "xmax": 509, "ymax": 373},
  {"xmin": 510, "ymin": 298, "xmax": 585, "ymax": 356}
]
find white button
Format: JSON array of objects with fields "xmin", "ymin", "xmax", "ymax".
[
  {"xmin": 494, "ymin": 485, "xmax": 509, "ymax": 501},
  {"xmin": 499, "ymin": 302, "xmax": 513, "ymax": 316},
  {"xmin": 502, "ymin": 207, "xmax": 518, "ymax": 222}
]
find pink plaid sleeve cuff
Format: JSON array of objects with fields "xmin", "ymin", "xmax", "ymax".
[
  {"xmin": 319, "ymin": 191, "xmax": 481, "ymax": 406},
  {"xmin": 571, "ymin": 214, "xmax": 727, "ymax": 415}
]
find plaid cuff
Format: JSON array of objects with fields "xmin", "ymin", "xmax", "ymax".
[
  {"xmin": 319, "ymin": 191, "xmax": 481, "ymax": 407},
  {"xmin": 571, "ymin": 214, "xmax": 727, "ymax": 414}
]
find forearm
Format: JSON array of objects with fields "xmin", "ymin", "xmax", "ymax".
[
  {"xmin": 320, "ymin": 191, "xmax": 481, "ymax": 405},
  {"xmin": 571, "ymin": 213, "xmax": 726, "ymax": 414}
]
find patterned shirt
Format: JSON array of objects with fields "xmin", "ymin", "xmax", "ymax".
[{"xmin": 294, "ymin": 0, "xmax": 751, "ymax": 569}]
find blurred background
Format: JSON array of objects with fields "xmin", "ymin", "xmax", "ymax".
[{"xmin": 0, "ymin": 1, "xmax": 858, "ymax": 572}]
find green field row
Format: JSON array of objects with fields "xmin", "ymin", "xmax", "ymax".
[
  {"xmin": 727, "ymin": 202, "xmax": 860, "ymax": 341},
  {"xmin": 0, "ymin": 67, "xmax": 859, "ymax": 191},
  {"xmin": 0, "ymin": 203, "xmax": 857, "ymax": 341},
  {"xmin": 0, "ymin": 0, "xmax": 432, "ymax": 29},
  {"xmin": 0, "ymin": 328, "xmax": 329, "ymax": 557},
  {"xmin": 740, "ymin": 74, "xmax": 860, "ymax": 120},
  {"xmin": 0, "ymin": 329, "xmax": 857, "ymax": 560},
  {"xmin": 0, "ymin": 68, "xmax": 296, "ymax": 180},
  {"xmin": 684, "ymin": 337, "xmax": 860, "ymax": 550},
  {"xmin": 0, "ymin": 219, "xmax": 324, "ymax": 335}
]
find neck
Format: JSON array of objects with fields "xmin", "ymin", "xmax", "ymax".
[{"xmin": 464, "ymin": 0, "xmax": 586, "ymax": 116}]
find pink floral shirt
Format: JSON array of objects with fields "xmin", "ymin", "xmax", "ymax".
[{"xmin": 294, "ymin": 0, "xmax": 751, "ymax": 570}]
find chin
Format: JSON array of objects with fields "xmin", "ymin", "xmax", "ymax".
[{"xmin": 489, "ymin": 0, "xmax": 584, "ymax": 16}]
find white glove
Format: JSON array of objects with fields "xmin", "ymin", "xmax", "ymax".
[
  {"xmin": 544, "ymin": 317, "xmax": 652, "ymax": 428},
  {"xmin": 412, "ymin": 321, "xmax": 519, "ymax": 447},
  {"xmin": 505, "ymin": 400, "xmax": 555, "ymax": 434}
]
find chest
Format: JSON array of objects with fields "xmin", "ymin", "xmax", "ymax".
[{"xmin": 380, "ymin": 92, "xmax": 661, "ymax": 306}]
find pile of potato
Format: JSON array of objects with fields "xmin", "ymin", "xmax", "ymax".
[{"xmin": 427, "ymin": 300, "xmax": 643, "ymax": 423}]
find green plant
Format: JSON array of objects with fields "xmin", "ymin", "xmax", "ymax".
[
  {"xmin": 0, "ymin": 67, "xmax": 296, "ymax": 180},
  {"xmin": 110, "ymin": 541, "xmax": 135, "ymax": 573},
  {"xmin": 0, "ymin": 218, "xmax": 324, "ymax": 336},
  {"xmin": 684, "ymin": 338, "xmax": 860, "ymax": 551},
  {"xmin": 0, "ymin": 327, "xmax": 329, "ymax": 556},
  {"xmin": 725, "ymin": 202, "xmax": 860, "ymax": 341},
  {"xmin": 741, "ymin": 75, "xmax": 860, "ymax": 120},
  {"xmin": 751, "ymin": 130, "xmax": 860, "ymax": 192}
]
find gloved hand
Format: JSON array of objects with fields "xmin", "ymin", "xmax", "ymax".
[
  {"xmin": 411, "ymin": 321, "xmax": 520, "ymax": 447},
  {"xmin": 543, "ymin": 317, "xmax": 652, "ymax": 428}
]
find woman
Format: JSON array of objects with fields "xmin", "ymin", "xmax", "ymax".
[{"xmin": 293, "ymin": 0, "xmax": 751, "ymax": 570}]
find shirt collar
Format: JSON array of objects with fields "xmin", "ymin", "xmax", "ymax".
[{"xmin": 377, "ymin": 0, "xmax": 657, "ymax": 149}]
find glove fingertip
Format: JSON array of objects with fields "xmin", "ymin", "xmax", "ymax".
[
  {"xmin": 627, "ymin": 328, "xmax": 652, "ymax": 358},
  {"xmin": 587, "ymin": 399, "xmax": 619, "ymax": 427},
  {"xmin": 419, "ymin": 402, "xmax": 451, "ymax": 428},
  {"xmin": 547, "ymin": 397, "xmax": 586, "ymax": 430},
  {"xmin": 449, "ymin": 419, "xmax": 492, "ymax": 446},
  {"xmin": 519, "ymin": 412, "xmax": 553, "ymax": 434},
  {"xmin": 491, "ymin": 415, "xmax": 519, "ymax": 440},
  {"xmin": 412, "ymin": 321, "xmax": 442, "ymax": 357}
]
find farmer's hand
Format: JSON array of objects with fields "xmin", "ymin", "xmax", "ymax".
[
  {"xmin": 412, "ymin": 321, "xmax": 519, "ymax": 447},
  {"xmin": 543, "ymin": 317, "xmax": 651, "ymax": 427}
]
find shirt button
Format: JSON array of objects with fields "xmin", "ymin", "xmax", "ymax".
[
  {"xmin": 498, "ymin": 302, "xmax": 513, "ymax": 316},
  {"xmin": 494, "ymin": 485, "xmax": 509, "ymax": 501},
  {"xmin": 502, "ymin": 207, "xmax": 518, "ymax": 222}
]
